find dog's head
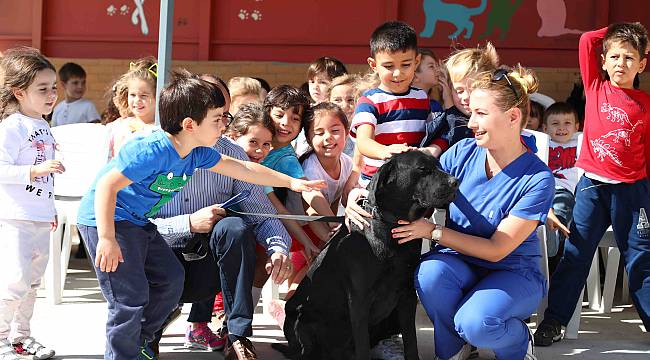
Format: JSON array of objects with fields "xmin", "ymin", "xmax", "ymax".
[{"xmin": 367, "ymin": 150, "xmax": 458, "ymax": 225}]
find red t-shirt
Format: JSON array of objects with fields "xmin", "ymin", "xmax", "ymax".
[{"xmin": 576, "ymin": 27, "xmax": 650, "ymax": 182}]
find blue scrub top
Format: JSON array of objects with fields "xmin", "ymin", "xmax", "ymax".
[{"xmin": 438, "ymin": 138, "xmax": 554, "ymax": 273}]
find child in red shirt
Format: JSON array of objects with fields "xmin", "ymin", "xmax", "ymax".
[{"xmin": 535, "ymin": 22, "xmax": 650, "ymax": 346}]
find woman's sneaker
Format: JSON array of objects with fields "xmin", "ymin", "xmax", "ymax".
[
  {"xmin": 12, "ymin": 337, "xmax": 54, "ymax": 360},
  {"xmin": 533, "ymin": 318, "xmax": 562, "ymax": 346},
  {"xmin": 184, "ymin": 323, "xmax": 227, "ymax": 351}
]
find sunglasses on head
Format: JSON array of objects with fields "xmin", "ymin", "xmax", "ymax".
[{"xmin": 491, "ymin": 69, "xmax": 519, "ymax": 100}]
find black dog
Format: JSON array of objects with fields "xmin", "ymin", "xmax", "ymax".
[{"xmin": 274, "ymin": 151, "xmax": 458, "ymax": 360}]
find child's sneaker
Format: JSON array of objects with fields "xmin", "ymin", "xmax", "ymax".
[
  {"xmin": 12, "ymin": 337, "xmax": 54, "ymax": 360},
  {"xmin": 184, "ymin": 323, "xmax": 226, "ymax": 351},
  {"xmin": 533, "ymin": 318, "xmax": 562, "ymax": 346},
  {"xmin": 0, "ymin": 339, "xmax": 24, "ymax": 360}
]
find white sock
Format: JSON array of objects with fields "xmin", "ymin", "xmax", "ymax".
[{"xmin": 251, "ymin": 287, "xmax": 263, "ymax": 309}]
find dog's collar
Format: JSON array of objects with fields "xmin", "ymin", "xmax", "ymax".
[{"xmin": 361, "ymin": 198, "xmax": 400, "ymax": 225}]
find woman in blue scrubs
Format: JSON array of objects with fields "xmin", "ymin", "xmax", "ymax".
[{"xmin": 346, "ymin": 66, "xmax": 554, "ymax": 360}]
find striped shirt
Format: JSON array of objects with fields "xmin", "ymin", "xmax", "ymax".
[
  {"xmin": 350, "ymin": 87, "xmax": 431, "ymax": 180},
  {"xmin": 151, "ymin": 137, "xmax": 291, "ymax": 255}
]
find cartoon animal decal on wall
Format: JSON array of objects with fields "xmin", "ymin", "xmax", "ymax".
[
  {"xmin": 420, "ymin": 0, "xmax": 488, "ymax": 39},
  {"xmin": 479, "ymin": 0, "xmax": 524, "ymax": 40}
]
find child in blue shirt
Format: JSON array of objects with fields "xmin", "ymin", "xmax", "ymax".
[{"xmin": 76, "ymin": 71, "xmax": 324, "ymax": 360}]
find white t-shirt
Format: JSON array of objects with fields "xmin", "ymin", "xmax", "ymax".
[
  {"xmin": 52, "ymin": 98, "xmax": 100, "ymax": 126},
  {"xmin": 0, "ymin": 113, "xmax": 56, "ymax": 221},
  {"xmin": 302, "ymin": 152, "xmax": 353, "ymax": 205},
  {"xmin": 548, "ymin": 135, "xmax": 580, "ymax": 193}
]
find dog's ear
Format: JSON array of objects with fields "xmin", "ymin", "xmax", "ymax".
[{"xmin": 368, "ymin": 158, "xmax": 396, "ymax": 203}]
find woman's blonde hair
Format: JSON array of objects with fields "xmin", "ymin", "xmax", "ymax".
[
  {"xmin": 471, "ymin": 65, "xmax": 539, "ymax": 128},
  {"xmin": 445, "ymin": 42, "xmax": 499, "ymax": 83}
]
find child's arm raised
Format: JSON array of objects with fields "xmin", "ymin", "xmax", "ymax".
[
  {"xmin": 355, "ymin": 124, "xmax": 413, "ymax": 160},
  {"xmin": 94, "ymin": 169, "xmax": 132, "ymax": 272},
  {"xmin": 579, "ymin": 27, "xmax": 608, "ymax": 90},
  {"xmin": 209, "ymin": 155, "xmax": 325, "ymax": 192}
]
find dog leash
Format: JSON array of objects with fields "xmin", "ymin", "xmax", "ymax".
[{"xmin": 219, "ymin": 191, "xmax": 346, "ymax": 224}]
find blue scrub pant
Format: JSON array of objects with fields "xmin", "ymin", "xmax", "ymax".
[
  {"xmin": 416, "ymin": 253, "xmax": 544, "ymax": 360},
  {"xmin": 79, "ymin": 221, "xmax": 184, "ymax": 360},
  {"xmin": 544, "ymin": 176, "xmax": 650, "ymax": 328}
]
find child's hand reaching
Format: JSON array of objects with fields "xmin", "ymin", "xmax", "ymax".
[
  {"xmin": 290, "ymin": 178, "xmax": 326, "ymax": 193},
  {"xmin": 302, "ymin": 241, "xmax": 321, "ymax": 264},
  {"xmin": 95, "ymin": 237, "xmax": 124, "ymax": 272},
  {"xmin": 546, "ymin": 209, "xmax": 570, "ymax": 238},
  {"xmin": 381, "ymin": 143, "xmax": 413, "ymax": 160},
  {"xmin": 31, "ymin": 160, "xmax": 65, "ymax": 180}
]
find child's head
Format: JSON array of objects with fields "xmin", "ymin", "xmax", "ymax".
[
  {"xmin": 526, "ymin": 100, "xmax": 545, "ymax": 131},
  {"xmin": 0, "ymin": 46, "xmax": 57, "ymax": 120},
  {"xmin": 303, "ymin": 102, "xmax": 349, "ymax": 161},
  {"xmin": 307, "ymin": 57, "xmax": 348, "ymax": 104},
  {"xmin": 328, "ymin": 74, "xmax": 358, "ymax": 121},
  {"xmin": 101, "ymin": 79, "xmax": 130, "ymax": 124},
  {"xmin": 200, "ymin": 73, "xmax": 231, "ymax": 114},
  {"xmin": 117, "ymin": 56, "xmax": 157, "ymax": 124},
  {"xmin": 542, "ymin": 102, "xmax": 579, "ymax": 144},
  {"xmin": 263, "ymin": 85, "xmax": 311, "ymax": 147},
  {"xmin": 413, "ymin": 48, "xmax": 439, "ymax": 93},
  {"xmin": 602, "ymin": 22, "xmax": 648, "ymax": 89},
  {"xmin": 253, "ymin": 77, "xmax": 271, "ymax": 99},
  {"xmin": 228, "ymin": 77, "xmax": 264, "ymax": 114},
  {"xmin": 58, "ymin": 62, "xmax": 87, "ymax": 102},
  {"xmin": 368, "ymin": 21, "xmax": 420, "ymax": 94},
  {"xmin": 226, "ymin": 102, "xmax": 274, "ymax": 163},
  {"xmin": 445, "ymin": 43, "xmax": 499, "ymax": 115},
  {"xmin": 159, "ymin": 70, "xmax": 226, "ymax": 147}
]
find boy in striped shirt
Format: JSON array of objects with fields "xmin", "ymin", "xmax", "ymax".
[{"xmin": 351, "ymin": 21, "xmax": 439, "ymax": 186}]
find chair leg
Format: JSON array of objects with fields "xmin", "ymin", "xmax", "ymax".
[
  {"xmin": 44, "ymin": 216, "xmax": 65, "ymax": 305},
  {"xmin": 59, "ymin": 223, "xmax": 75, "ymax": 295},
  {"xmin": 565, "ymin": 287, "xmax": 584, "ymax": 339},
  {"xmin": 586, "ymin": 250, "xmax": 601, "ymax": 311},
  {"xmin": 622, "ymin": 268, "xmax": 630, "ymax": 303},
  {"xmin": 600, "ymin": 246, "xmax": 620, "ymax": 313}
]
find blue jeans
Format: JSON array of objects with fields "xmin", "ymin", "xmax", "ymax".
[
  {"xmin": 547, "ymin": 187, "xmax": 576, "ymax": 257},
  {"xmin": 544, "ymin": 176, "xmax": 650, "ymax": 328},
  {"xmin": 416, "ymin": 253, "xmax": 544, "ymax": 360},
  {"xmin": 79, "ymin": 221, "xmax": 184, "ymax": 360},
  {"xmin": 187, "ymin": 217, "xmax": 256, "ymax": 337}
]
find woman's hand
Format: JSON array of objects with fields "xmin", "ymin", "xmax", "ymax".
[
  {"xmin": 393, "ymin": 218, "xmax": 436, "ymax": 244},
  {"xmin": 345, "ymin": 188, "xmax": 371, "ymax": 230}
]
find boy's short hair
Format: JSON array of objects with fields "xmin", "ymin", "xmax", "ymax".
[
  {"xmin": 59, "ymin": 62, "xmax": 86, "ymax": 83},
  {"xmin": 263, "ymin": 84, "xmax": 311, "ymax": 131},
  {"xmin": 370, "ymin": 21, "xmax": 417, "ymax": 57},
  {"xmin": 543, "ymin": 102, "xmax": 579, "ymax": 124},
  {"xmin": 306, "ymin": 57, "xmax": 348, "ymax": 81},
  {"xmin": 159, "ymin": 69, "xmax": 225, "ymax": 135},
  {"xmin": 252, "ymin": 77, "xmax": 271, "ymax": 93},
  {"xmin": 530, "ymin": 100, "xmax": 545, "ymax": 121},
  {"xmin": 604, "ymin": 22, "xmax": 649, "ymax": 57}
]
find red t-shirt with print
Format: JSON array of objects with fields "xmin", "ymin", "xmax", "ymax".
[{"xmin": 576, "ymin": 27, "xmax": 650, "ymax": 182}]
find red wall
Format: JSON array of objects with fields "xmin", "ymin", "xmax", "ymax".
[{"xmin": 2, "ymin": 0, "xmax": 650, "ymax": 67}]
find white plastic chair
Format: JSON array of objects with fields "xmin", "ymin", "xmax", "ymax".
[{"xmin": 44, "ymin": 123, "xmax": 109, "ymax": 304}]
